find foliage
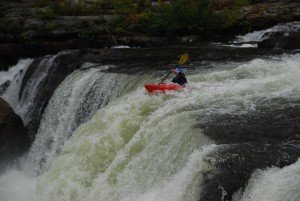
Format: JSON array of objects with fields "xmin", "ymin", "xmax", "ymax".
[
  {"xmin": 52, "ymin": 1, "xmax": 87, "ymax": 16},
  {"xmin": 20, "ymin": 34, "xmax": 34, "ymax": 44},
  {"xmin": 0, "ymin": 18, "xmax": 23, "ymax": 35},
  {"xmin": 211, "ymin": 0, "xmax": 250, "ymax": 10},
  {"xmin": 0, "ymin": 7, "xmax": 6, "ymax": 18},
  {"xmin": 78, "ymin": 30, "xmax": 96, "ymax": 40},
  {"xmin": 34, "ymin": 0, "xmax": 110, "ymax": 16},
  {"xmin": 46, "ymin": 21, "xmax": 58, "ymax": 30},
  {"xmin": 31, "ymin": 0, "xmax": 247, "ymax": 37},
  {"xmin": 215, "ymin": 10, "xmax": 241, "ymax": 29},
  {"xmin": 36, "ymin": 7, "xmax": 57, "ymax": 20},
  {"xmin": 78, "ymin": 31, "xmax": 90, "ymax": 39},
  {"xmin": 113, "ymin": 0, "xmax": 221, "ymax": 36},
  {"xmin": 233, "ymin": 0, "xmax": 250, "ymax": 7}
]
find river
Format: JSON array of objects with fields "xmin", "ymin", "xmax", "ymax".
[{"xmin": 0, "ymin": 27, "xmax": 299, "ymax": 201}]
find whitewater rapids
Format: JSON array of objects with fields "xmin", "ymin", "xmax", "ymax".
[{"xmin": 0, "ymin": 53, "xmax": 299, "ymax": 201}]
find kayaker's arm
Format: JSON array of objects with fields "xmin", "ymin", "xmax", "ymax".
[
  {"xmin": 160, "ymin": 67, "xmax": 176, "ymax": 84},
  {"xmin": 172, "ymin": 68, "xmax": 179, "ymax": 76},
  {"xmin": 159, "ymin": 53, "xmax": 189, "ymax": 84}
]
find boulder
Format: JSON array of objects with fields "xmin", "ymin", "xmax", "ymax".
[
  {"xmin": 0, "ymin": 98, "xmax": 29, "ymax": 172},
  {"xmin": 197, "ymin": 105, "xmax": 300, "ymax": 200},
  {"xmin": 200, "ymin": 143, "xmax": 299, "ymax": 201},
  {"xmin": 258, "ymin": 31, "xmax": 300, "ymax": 49}
]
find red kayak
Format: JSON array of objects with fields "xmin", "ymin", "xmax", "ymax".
[{"xmin": 144, "ymin": 83, "xmax": 183, "ymax": 93}]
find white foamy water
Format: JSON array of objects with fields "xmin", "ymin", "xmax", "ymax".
[
  {"xmin": 24, "ymin": 66, "xmax": 150, "ymax": 173},
  {"xmin": 16, "ymin": 50, "xmax": 76, "ymax": 125},
  {"xmin": 234, "ymin": 21, "xmax": 300, "ymax": 44},
  {"xmin": 111, "ymin": 45, "xmax": 131, "ymax": 49},
  {"xmin": 233, "ymin": 159, "xmax": 300, "ymax": 201},
  {"xmin": 16, "ymin": 54, "xmax": 59, "ymax": 125},
  {"xmin": 0, "ymin": 170, "xmax": 36, "ymax": 201},
  {"xmin": 0, "ymin": 53, "xmax": 299, "ymax": 201},
  {"xmin": 222, "ymin": 43, "xmax": 258, "ymax": 48},
  {"xmin": 0, "ymin": 59, "xmax": 33, "ymax": 110}
]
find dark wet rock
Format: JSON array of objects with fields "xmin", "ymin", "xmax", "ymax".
[
  {"xmin": 116, "ymin": 34, "xmax": 167, "ymax": 47},
  {"xmin": 0, "ymin": 98, "xmax": 29, "ymax": 172},
  {"xmin": 97, "ymin": 45, "xmax": 284, "ymax": 74},
  {"xmin": 199, "ymin": 104, "xmax": 300, "ymax": 144},
  {"xmin": 0, "ymin": 80, "xmax": 11, "ymax": 95},
  {"xmin": 0, "ymin": 43, "xmax": 18, "ymax": 57},
  {"xmin": 197, "ymin": 104, "xmax": 300, "ymax": 200},
  {"xmin": 0, "ymin": 43, "xmax": 19, "ymax": 70},
  {"xmin": 258, "ymin": 31, "xmax": 300, "ymax": 49},
  {"xmin": 199, "ymin": 143, "xmax": 299, "ymax": 201}
]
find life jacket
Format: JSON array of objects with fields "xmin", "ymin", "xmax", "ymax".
[{"xmin": 172, "ymin": 67, "xmax": 187, "ymax": 85}]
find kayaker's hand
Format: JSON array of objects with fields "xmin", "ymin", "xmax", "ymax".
[{"xmin": 172, "ymin": 69, "xmax": 178, "ymax": 76}]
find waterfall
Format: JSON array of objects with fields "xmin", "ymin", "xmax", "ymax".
[
  {"xmin": 0, "ymin": 53, "xmax": 299, "ymax": 201},
  {"xmin": 233, "ymin": 21, "xmax": 300, "ymax": 44},
  {"xmin": 23, "ymin": 67, "xmax": 151, "ymax": 173},
  {"xmin": 233, "ymin": 159, "xmax": 300, "ymax": 201},
  {"xmin": 16, "ymin": 54, "xmax": 60, "ymax": 125},
  {"xmin": 0, "ymin": 59, "xmax": 33, "ymax": 110},
  {"xmin": 33, "ymin": 54, "xmax": 299, "ymax": 201}
]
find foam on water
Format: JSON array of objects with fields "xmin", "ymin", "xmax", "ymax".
[
  {"xmin": 24, "ymin": 67, "xmax": 150, "ymax": 173},
  {"xmin": 0, "ymin": 59, "xmax": 33, "ymax": 110},
  {"xmin": 0, "ymin": 53, "xmax": 299, "ymax": 201},
  {"xmin": 0, "ymin": 170, "xmax": 36, "ymax": 201},
  {"xmin": 33, "ymin": 54, "xmax": 299, "ymax": 201},
  {"xmin": 16, "ymin": 54, "xmax": 59, "ymax": 125},
  {"xmin": 111, "ymin": 45, "xmax": 131, "ymax": 49},
  {"xmin": 233, "ymin": 159, "xmax": 300, "ymax": 201},
  {"xmin": 233, "ymin": 21, "xmax": 300, "ymax": 44}
]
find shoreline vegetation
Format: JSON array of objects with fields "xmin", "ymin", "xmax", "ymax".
[
  {"xmin": 32, "ymin": 0, "xmax": 248, "ymax": 36},
  {"xmin": 0, "ymin": 0, "xmax": 299, "ymax": 68},
  {"xmin": 1, "ymin": 0, "xmax": 299, "ymax": 39},
  {"xmin": 0, "ymin": 0, "xmax": 280, "ymax": 39}
]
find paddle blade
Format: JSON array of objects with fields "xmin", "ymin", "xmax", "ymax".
[{"xmin": 178, "ymin": 53, "xmax": 189, "ymax": 65}]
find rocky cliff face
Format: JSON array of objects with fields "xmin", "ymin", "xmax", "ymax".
[
  {"xmin": 0, "ymin": 98, "xmax": 29, "ymax": 172},
  {"xmin": 0, "ymin": 0, "xmax": 299, "ymax": 68}
]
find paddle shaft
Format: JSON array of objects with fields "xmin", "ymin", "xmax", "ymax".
[
  {"xmin": 160, "ymin": 67, "xmax": 175, "ymax": 84},
  {"xmin": 159, "ymin": 53, "xmax": 189, "ymax": 84}
]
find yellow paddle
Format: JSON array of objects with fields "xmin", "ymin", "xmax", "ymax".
[
  {"xmin": 160, "ymin": 53, "xmax": 189, "ymax": 84},
  {"xmin": 178, "ymin": 53, "xmax": 189, "ymax": 65}
]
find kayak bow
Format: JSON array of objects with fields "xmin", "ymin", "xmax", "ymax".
[{"xmin": 144, "ymin": 83, "xmax": 183, "ymax": 93}]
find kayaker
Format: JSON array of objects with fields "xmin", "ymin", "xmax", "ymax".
[{"xmin": 171, "ymin": 65, "xmax": 187, "ymax": 86}]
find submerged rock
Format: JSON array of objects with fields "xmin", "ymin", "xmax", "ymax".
[
  {"xmin": 198, "ymin": 104, "xmax": 300, "ymax": 200},
  {"xmin": 0, "ymin": 80, "xmax": 10, "ymax": 95},
  {"xmin": 258, "ymin": 31, "xmax": 300, "ymax": 49},
  {"xmin": 200, "ymin": 143, "xmax": 299, "ymax": 201},
  {"xmin": 0, "ymin": 98, "xmax": 29, "ymax": 172}
]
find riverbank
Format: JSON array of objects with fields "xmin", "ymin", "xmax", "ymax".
[{"xmin": 0, "ymin": 0, "xmax": 299, "ymax": 69}]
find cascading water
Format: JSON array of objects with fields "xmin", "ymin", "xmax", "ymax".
[
  {"xmin": 0, "ymin": 53, "xmax": 299, "ymax": 201},
  {"xmin": 16, "ymin": 54, "xmax": 59, "ymax": 125},
  {"xmin": 24, "ymin": 66, "xmax": 151, "ymax": 173},
  {"xmin": 222, "ymin": 21, "xmax": 300, "ymax": 48},
  {"xmin": 0, "ymin": 59, "xmax": 33, "ymax": 110},
  {"xmin": 233, "ymin": 159, "xmax": 300, "ymax": 201},
  {"xmin": 234, "ymin": 21, "xmax": 300, "ymax": 44}
]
